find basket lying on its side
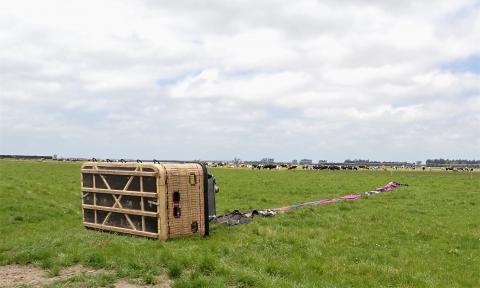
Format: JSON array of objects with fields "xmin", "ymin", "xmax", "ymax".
[{"xmin": 81, "ymin": 161, "xmax": 216, "ymax": 240}]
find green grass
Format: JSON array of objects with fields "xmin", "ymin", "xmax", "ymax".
[{"xmin": 0, "ymin": 160, "xmax": 479, "ymax": 287}]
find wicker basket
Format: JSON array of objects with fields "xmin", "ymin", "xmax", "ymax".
[{"xmin": 81, "ymin": 162, "xmax": 211, "ymax": 240}]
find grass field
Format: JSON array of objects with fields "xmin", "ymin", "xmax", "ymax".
[{"xmin": 0, "ymin": 160, "xmax": 479, "ymax": 287}]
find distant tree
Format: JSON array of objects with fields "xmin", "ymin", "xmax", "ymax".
[{"xmin": 426, "ymin": 158, "xmax": 479, "ymax": 166}]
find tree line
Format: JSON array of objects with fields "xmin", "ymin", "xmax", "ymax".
[{"xmin": 426, "ymin": 159, "xmax": 480, "ymax": 166}]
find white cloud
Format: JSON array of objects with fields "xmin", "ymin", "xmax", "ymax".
[{"xmin": 0, "ymin": 0, "xmax": 479, "ymax": 161}]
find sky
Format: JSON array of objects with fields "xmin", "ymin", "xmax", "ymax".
[{"xmin": 1, "ymin": 0, "xmax": 479, "ymax": 162}]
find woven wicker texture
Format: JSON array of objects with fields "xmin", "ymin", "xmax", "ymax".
[{"xmin": 163, "ymin": 163, "xmax": 205, "ymax": 238}]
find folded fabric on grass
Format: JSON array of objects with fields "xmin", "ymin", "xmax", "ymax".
[{"xmin": 213, "ymin": 181, "xmax": 407, "ymax": 226}]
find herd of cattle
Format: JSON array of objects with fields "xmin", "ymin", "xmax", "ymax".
[{"xmin": 207, "ymin": 162, "xmax": 477, "ymax": 172}]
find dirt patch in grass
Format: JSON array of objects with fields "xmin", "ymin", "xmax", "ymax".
[
  {"xmin": 0, "ymin": 264, "xmax": 51, "ymax": 287},
  {"xmin": 0, "ymin": 264, "xmax": 171, "ymax": 288}
]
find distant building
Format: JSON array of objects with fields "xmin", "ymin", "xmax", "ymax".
[
  {"xmin": 318, "ymin": 160, "xmax": 327, "ymax": 164},
  {"xmin": 292, "ymin": 160, "xmax": 298, "ymax": 165},
  {"xmin": 299, "ymin": 159, "xmax": 312, "ymax": 165},
  {"xmin": 261, "ymin": 158, "xmax": 275, "ymax": 164}
]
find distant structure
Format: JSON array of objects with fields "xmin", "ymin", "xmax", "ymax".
[
  {"xmin": 260, "ymin": 158, "xmax": 274, "ymax": 164},
  {"xmin": 299, "ymin": 159, "xmax": 313, "ymax": 165},
  {"xmin": 318, "ymin": 160, "xmax": 327, "ymax": 164},
  {"xmin": 0, "ymin": 154, "xmax": 52, "ymax": 160},
  {"xmin": 292, "ymin": 159, "xmax": 298, "ymax": 165}
]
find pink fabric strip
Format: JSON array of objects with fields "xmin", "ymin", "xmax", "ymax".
[{"xmin": 340, "ymin": 194, "xmax": 361, "ymax": 200}]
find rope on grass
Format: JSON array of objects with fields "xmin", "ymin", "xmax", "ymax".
[{"xmin": 212, "ymin": 181, "xmax": 408, "ymax": 225}]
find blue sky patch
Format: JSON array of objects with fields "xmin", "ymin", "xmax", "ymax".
[{"xmin": 443, "ymin": 54, "xmax": 480, "ymax": 73}]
